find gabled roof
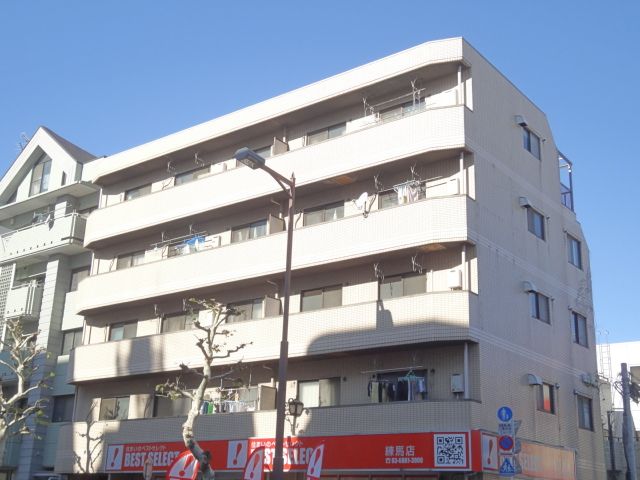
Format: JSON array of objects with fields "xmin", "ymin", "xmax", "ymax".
[{"xmin": 0, "ymin": 126, "xmax": 96, "ymax": 204}]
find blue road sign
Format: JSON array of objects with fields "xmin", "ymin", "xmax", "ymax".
[
  {"xmin": 499, "ymin": 456, "xmax": 516, "ymax": 476},
  {"xmin": 497, "ymin": 406, "xmax": 513, "ymax": 422}
]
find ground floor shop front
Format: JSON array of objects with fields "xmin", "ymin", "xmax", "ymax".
[{"xmin": 61, "ymin": 430, "xmax": 575, "ymax": 480}]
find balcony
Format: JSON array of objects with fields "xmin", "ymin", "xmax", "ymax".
[
  {"xmin": 76, "ymin": 195, "xmax": 472, "ymax": 315},
  {"xmin": 54, "ymin": 400, "xmax": 476, "ymax": 473},
  {"xmin": 0, "ymin": 212, "xmax": 87, "ymax": 264},
  {"xmin": 84, "ymin": 105, "xmax": 466, "ymax": 248},
  {"xmin": 4, "ymin": 281, "xmax": 44, "ymax": 319},
  {"xmin": 68, "ymin": 291, "xmax": 474, "ymax": 383}
]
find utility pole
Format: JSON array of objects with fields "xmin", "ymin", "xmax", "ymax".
[
  {"xmin": 608, "ymin": 410, "xmax": 617, "ymax": 478},
  {"xmin": 621, "ymin": 363, "xmax": 637, "ymax": 480}
]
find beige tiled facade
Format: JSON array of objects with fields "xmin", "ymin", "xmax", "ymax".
[{"xmin": 1, "ymin": 38, "xmax": 604, "ymax": 479}]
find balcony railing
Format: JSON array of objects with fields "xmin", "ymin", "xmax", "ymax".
[
  {"xmin": 69, "ymin": 291, "xmax": 474, "ymax": 383},
  {"xmin": 4, "ymin": 281, "xmax": 44, "ymax": 319},
  {"xmin": 0, "ymin": 212, "xmax": 87, "ymax": 263},
  {"xmin": 84, "ymin": 104, "xmax": 466, "ymax": 247},
  {"xmin": 77, "ymin": 195, "xmax": 471, "ymax": 315}
]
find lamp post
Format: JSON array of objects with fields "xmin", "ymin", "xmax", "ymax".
[{"xmin": 234, "ymin": 148, "xmax": 295, "ymax": 480}]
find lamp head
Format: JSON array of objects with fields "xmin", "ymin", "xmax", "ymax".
[
  {"xmin": 287, "ymin": 398, "xmax": 304, "ymax": 417},
  {"xmin": 234, "ymin": 147, "xmax": 266, "ymax": 170}
]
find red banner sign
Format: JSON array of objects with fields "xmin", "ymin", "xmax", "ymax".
[{"xmin": 105, "ymin": 431, "xmax": 470, "ymax": 472}]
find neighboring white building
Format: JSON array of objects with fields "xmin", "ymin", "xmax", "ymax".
[
  {"xmin": 0, "ymin": 127, "xmax": 101, "ymax": 480},
  {"xmin": 3, "ymin": 38, "xmax": 605, "ymax": 480},
  {"xmin": 598, "ymin": 341, "xmax": 640, "ymax": 478}
]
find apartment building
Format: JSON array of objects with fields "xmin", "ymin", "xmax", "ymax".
[
  {"xmin": 54, "ymin": 38, "xmax": 603, "ymax": 479},
  {"xmin": 0, "ymin": 127, "xmax": 100, "ymax": 480}
]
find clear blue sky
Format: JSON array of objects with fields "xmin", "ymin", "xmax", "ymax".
[{"xmin": 0, "ymin": 1, "xmax": 637, "ymax": 342}]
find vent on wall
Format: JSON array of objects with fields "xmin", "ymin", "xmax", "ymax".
[
  {"xmin": 514, "ymin": 115, "xmax": 528, "ymax": 127},
  {"xmin": 527, "ymin": 374, "xmax": 543, "ymax": 386}
]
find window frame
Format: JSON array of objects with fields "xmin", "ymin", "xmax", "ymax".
[
  {"xmin": 161, "ymin": 311, "xmax": 198, "ymax": 333},
  {"xmin": 109, "ymin": 321, "xmax": 138, "ymax": 341},
  {"xmin": 228, "ymin": 298, "xmax": 264, "ymax": 323},
  {"xmin": 124, "ymin": 183, "xmax": 152, "ymax": 201},
  {"xmin": 571, "ymin": 311, "xmax": 589, "ymax": 347},
  {"xmin": 577, "ymin": 395, "xmax": 594, "ymax": 431},
  {"xmin": 99, "ymin": 396, "xmax": 130, "ymax": 421},
  {"xmin": 300, "ymin": 285, "xmax": 342, "ymax": 312},
  {"xmin": 297, "ymin": 377, "xmax": 341, "ymax": 408},
  {"xmin": 303, "ymin": 201, "xmax": 345, "ymax": 227},
  {"xmin": 116, "ymin": 250, "xmax": 145, "ymax": 270},
  {"xmin": 307, "ymin": 122, "xmax": 347, "ymax": 146},
  {"xmin": 536, "ymin": 382, "xmax": 556, "ymax": 414},
  {"xmin": 379, "ymin": 272, "xmax": 426, "ymax": 300},
  {"xmin": 29, "ymin": 153, "xmax": 52, "ymax": 196},
  {"xmin": 153, "ymin": 395, "xmax": 192, "ymax": 418},
  {"xmin": 522, "ymin": 127, "xmax": 541, "ymax": 160},
  {"xmin": 51, "ymin": 395, "xmax": 75, "ymax": 423},
  {"xmin": 231, "ymin": 219, "xmax": 268, "ymax": 243},
  {"xmin": 526, "ymin": 207, "xmax": 546, "ymax": 240},
  {"xmin": 529, "ymin": 291, "xmax": 551, "ymax": 324},
  {"xmin": 567, "ymin": 234, "xmax": 583, "ymax": 269},
  {"xmin": 174, "ymin": 166, "xmax": 210, "ymax": 186},
  {"xmin": 69, "ymin": 267, "xmax": 90, "ymax": 292},
  {"xmin": 61, "ymin": 328, "xmax": 83, "ymax": 355}
]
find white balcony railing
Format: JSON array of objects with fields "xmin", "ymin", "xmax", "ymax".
[
  {"xmin": 69, "ymin": 291, "xmax": 473, "ymax": 383},
  {"xmin": 0, "ymin": 212, "xmax": 87, "ymax": 263},
  {"xmin": 77, "ymin": 195, "xmax": 471, "ymax": 315},
  {"xmin": 84, "ymin": 105, "xmax": 466, "ymax": 247}
]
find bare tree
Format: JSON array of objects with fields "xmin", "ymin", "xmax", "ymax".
[
  {"xmin": 0, "ymin": 318, "xmax": 50, "ymax": 448},
  {"xmin": 156, "ymin": 299, "xmax": 250, "ymax": 480},
  {"xmin": 72, "ymin": 400, "xmax": 104, "ymax": 474}
]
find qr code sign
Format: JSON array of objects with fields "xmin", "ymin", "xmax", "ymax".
[{"xmin": 434, "ymin": 433, "xmax": 467, "ymax": 467}]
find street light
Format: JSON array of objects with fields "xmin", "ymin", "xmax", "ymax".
[{"xmin": 233, "ymin": 147, "xmax": 295, "ymax": 480}]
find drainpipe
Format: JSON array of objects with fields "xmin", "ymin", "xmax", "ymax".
[{"xmin": 463, "ymin": 342, "xmax": 470, "ymax": 400}]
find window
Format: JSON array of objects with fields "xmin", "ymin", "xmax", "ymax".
[
  {"xmin": 99, "ymin": 396, "xmax": 130, "ymax": 421},
  {"xmin": 175, "ymin": 166, "xmax": 210, "ymax": 186},
  {"xmin": 298, "ymin": 378, "xmax": 340, "ymax": 408},
  {"xmin": 124, "ymin": 184, "xmax": 151, "ymax": 201},
  {"xmin": 577, "ymin": 395, "xmax": 593, "ymax": 430},
  {"xmin": 572, "ymin": 312, "xmax": 588, "ymax": 347},
  {"xmin": 29, "ymin": 154, "xmax": 52, "ymax": 196},
  {"xmin": 301, "ymin": 285, "xmax": 342, "ymax": 312},
  {"xmin": 522, "ymin": 127, "xmax": 541, "ymax": 159},
  {"xmin": 109, "ymin": 321, "xmax": 137, "ymax": 341},
  {"xmin": 307, "ymin": 122, "xmax": 346, "ymax": 146},
  {"xmin": 379, "ymin": 273, "xmax": 425, "ymax": 300},
  {"xmin": 61, "ymin": 328, "xmax": 82, "ymax": 355},
  {"xmin": 537, "ymin": 383, "xmax": 555, "ymax": 414},
  {"xmin": 116, "ymin": 250, "xmax": 145, "ymax": 270},
  {"xmin": 379, "ymin": 101, "xmax": 421, "ymax": 122},
  {"xmin": 51, "ymin": 395, "xmax": 74, "ymax": 422},
  {"xmin": 526, "ymin": 207, "xmax": 545, "ymax": 240},
  {"xmin": 253, "ymin": 145, "xmax": 272, "ymax": 159},
  {"xmin": 161, "ymin": 311, "xmax": 198, "ymax": 333},
  {"xmin": 69, "ymin": 267, "xmax": 90, "ymax": 292},
  {"xmin": 153, "ymin": 395, "xmax": 192, "ymax": 417},
  {"xmin": 303, "ymin": 202, "xmax": 344, "ymax": 226},
  {"xmin": 567, "ymin": 234, "xmax": 582, "ymax": 269},
  {"xmin": 228, "ymin": 298, "xmax": 263, "ymax": 323},
  {"xmin": 529, "ymin": 291, "xmax": 550, "ymax": 323},
  {"xmin": 378, "ymin": 184, "xmax": 425, "ymax": 210},
  {"xmin": 231, "ymin": 219, "xmax": 267, "ymax": 243}
]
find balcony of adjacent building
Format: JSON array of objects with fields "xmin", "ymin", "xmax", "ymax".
[
  {"xmin": 0, "ymin": 212, "xmax": 88, "ymax": 265},
  {"xmin": 76, "ymin": 193, "xmax": 474, "ymax": 315},
  {"xmin": 85, "ymin": 90, "xmax": 468, "ymax": 249},
  {"xmin": 3, "ymin": 279, "xmax": 44, "ymax": 320}
]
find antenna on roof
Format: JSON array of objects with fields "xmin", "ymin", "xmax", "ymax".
[{"xmin": 17, "ymin": 132, "xmax": 31, "ymax": 152}]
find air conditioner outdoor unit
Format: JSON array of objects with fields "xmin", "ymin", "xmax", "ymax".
[{"xmin": 448, "ymin": 269, "xmax": 462, "ymax": 290}]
